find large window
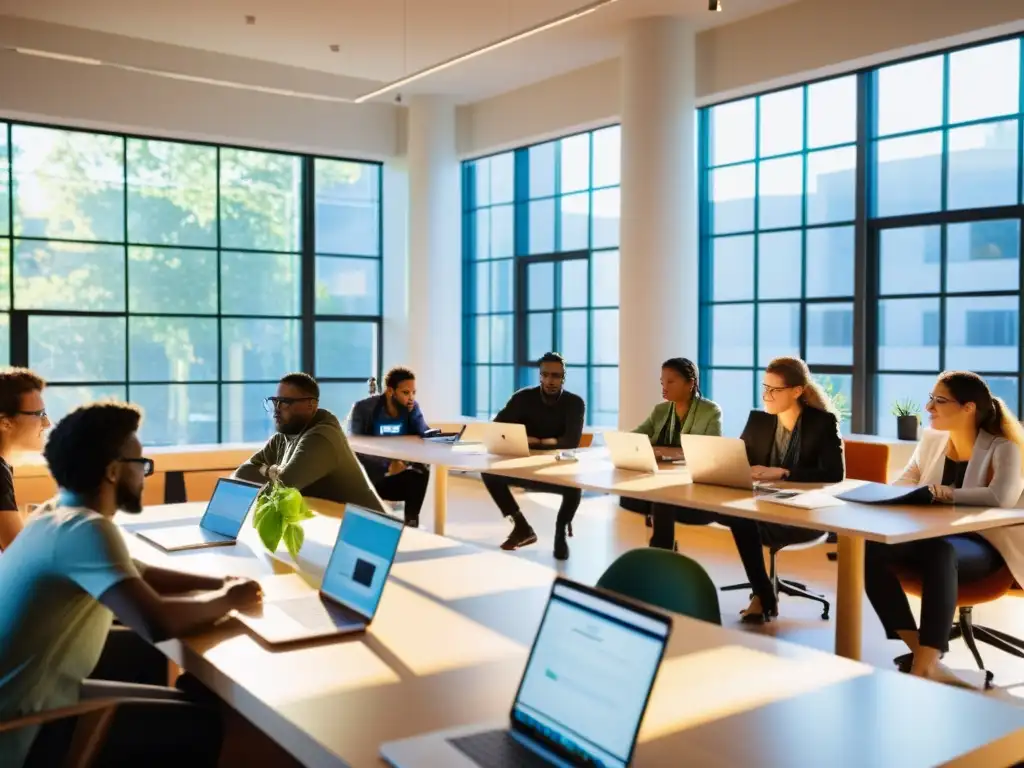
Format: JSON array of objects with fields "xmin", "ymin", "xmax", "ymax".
[
  {"xmin": 700, "ymin": 34, "xmax": 1024, "ymax": 437},
  {"xmin": 0, "ymin": 121, "xmax": 382, "ymax": 445},
  {"xmin": 463, "ymin": 127, "xmax": 620, "ymax": 426}
]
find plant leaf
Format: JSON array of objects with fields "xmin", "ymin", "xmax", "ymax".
[
  {"xmin": 283, "ymin": 523, "xmax": 305, "ymax": 561},
  {"xmin": 252, "ymin": 499, "xmax": 273, "ymax": 529},
  {"xmin": 257, "ymin": 506, "xmax": 285, "ymax": 553}
]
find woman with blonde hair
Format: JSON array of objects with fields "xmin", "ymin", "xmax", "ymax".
[{"xmin": 865, "ymin": 371, "xmax": 1024, "ymax": 688}]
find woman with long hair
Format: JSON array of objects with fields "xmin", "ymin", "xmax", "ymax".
[{"xmin": 864, "ymin": 371, "xmax": 1024, "ymax": 688}]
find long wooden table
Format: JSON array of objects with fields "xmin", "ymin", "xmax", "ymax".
[
  {"xmin": 121, "ymin": 503, "xmax": 1024, "ymax": 768},
  {"xmin": 345, "ymin": 436, "xmax": 1024, "ymax": 662}
]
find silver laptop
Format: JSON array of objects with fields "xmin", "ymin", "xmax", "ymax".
[
  {"xmin": 603, "ymin": 431, "xmax": 685, "ymax": 474},
  {"xmin": 677, "ymin": 434, "xmax": 755, "ymax": 490},
  {"xmin": 381, "ymin": 577, "xmax": 672, "ymax": 768},
  {"xmin": 233, "ymin": 505, "xmax": 404, "ymax": 645},
  {"xmin": 466, "ymin": 421, "xmax": 531, "ymax": 457},
  {"xmin": 135, "ymin": 477, "xmax": 261, "ymax": 552}
]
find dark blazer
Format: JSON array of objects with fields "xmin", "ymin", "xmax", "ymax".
[
  {"xmin": 346, "ymin": 395, "xmax": 431, "ymax": 482},
  {"xmin": 740, "ymin": 407, "xmax": 845, "ymax": 483}
]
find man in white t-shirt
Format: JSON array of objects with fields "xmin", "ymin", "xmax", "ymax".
[{"xmin": 0, "ymin": 403, "xmax": 263, "ymax": 767}]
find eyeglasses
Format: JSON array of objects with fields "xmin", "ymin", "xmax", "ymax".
[
  {"xmin": 119, "ymin": 457, "xmax": 154, "ymax": 477},
  {"xmin": 927, "ymin": 394, "xmax": 955, "ymax": 407},
  {"xmin": 761, "ymin": 384, "xmax": 794, "ymax": 399},
  {"xmin": 539, "ymin": 372, "xmax": 565, "ymax": 381},
  {"xmin": 263, "ymin": 396, "xmax": 317, "ymax": 413},
  {"xmin": 17, "ymin": 409, "xmax": 46, "ymax": 419}
]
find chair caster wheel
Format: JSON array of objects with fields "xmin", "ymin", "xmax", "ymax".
[
  {"xmin": 985, "ymin": 670, "xmax": 995, "ymax": 689},
  {"xmin": 821, "ymin": 610, "xmax": 830, "ymax": 620}
]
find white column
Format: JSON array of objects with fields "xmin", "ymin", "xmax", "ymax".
[
  {"xmin": 618, "ymin": 17, "xmax": 697, "ymax": 430},
  {"xmin": 406, "ymin": 96, "xmax": 462, "ymax": 418}
]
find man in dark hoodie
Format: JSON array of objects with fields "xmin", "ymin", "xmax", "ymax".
[
  {"xmin": 347, "ymin": 366, "xmax": 431, "ymax": 528},
  {"xmin": 233, "ymin": 373, "xmax": 378, "ymax": 508}
]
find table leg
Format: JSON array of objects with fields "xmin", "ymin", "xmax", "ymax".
[
  {"xmin": 835, "ymin": 534, "xmax": 865, "ymax": 660},
  {"xmin": 433, "ymin": 465, "xmax": 449, "ymax": 536}
]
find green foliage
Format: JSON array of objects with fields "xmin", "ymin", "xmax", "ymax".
[
  {"xmin": 891, "ymin": 398, "xmax": 921, "ymax": 418},
  {"xmin": 252, "ymin": 482, "xmax": 315, "ymax": 561},
  {"xmin": 814, "ymin": 375, "xmax": 852, "ymax": 423}
]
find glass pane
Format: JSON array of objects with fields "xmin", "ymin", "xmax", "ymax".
[
  {"xmin": 559, "ymin": 193, "xmax": 589, "ymax": 251},
  {"xmin": 30, "ymin": 316, "xmax": 126, "ymax": 382},
  {"xmin": 946, "ymin": 296, "xmax": 1019, "ymax": 373},
  {"xmin": 0, "ymin": 124, "xmax": 8, "ymax": 235},
  {"xmin": 759, "ymin": 87, "xmax": 803, "ymax": 158},
  {"xmin": 221, "ymin": 383, "xmax": 275, "ymax": 443},
  {"xmin": 947, "ymin": 120, "xmax": 1019, "ymax": 210},
  {"xmin": 527, "ymin": 261, "xmax": 555, "ymax": 310},
  {"xmin": 757, "ymin": 231, "xmax": 801, "ymax": 300},
  {"xmin": 12, "ymin": 125, "xmax": 124, "ymax": 242},
  {"xmin": 314, "ymin": 256, "xmax": 380, "ymax": 315},
  {"xmin": 490, "ymin": 153, "xmax": 514, "ymax": 204},
  {"xmin": 528, "ymin": 312, "xmax": 553, "ymax": 361},
  {"xmin": 473, "ymin": 209, "xmax": 490, "ymax": 260},
  {"xmin": 591, "ymin": 309, "xmax": 618, "ymax": 365},
  {"xmin": 221, "ymin": 251, "xmax": 300, "ymax": 316},
  {"xmin": 0, "ymin": 313, "xmax": 9, "ymax": 366},
  {"xmin": 129, "ymin": 316, "xmax": 218, "ymax": 382},
  {"xmin": 875, "ymin": 132, "xmax": 943, "ymax": 217},
  {"xmin": 315, "ymin": 321, "xmax": 377, "ymax": 379},
  {"xmin": 219, "ymin": 148, "xmax": 301, "ymax": 252},
  {"xmin": 875, "ymin": 374, "xmax": 936, "ymax": 436},
  {"xmin": 712, "ymin": 234, "xmax": 755, "ymax": 302},
  {"xmin": 474, "ymin": 367, "xmax": 489, "ymax": 414},
  {"xmin": 529, "ymin": 142, "xmax": 556, "ymax": 198},
  {"xmin": 710, "ymin": 304, "xmax": 754, "ymax": 367},
  {"xmin": 528, "ymin": 199, "xmax": 555, "ymax": 254},
  {"xmin": 807, "ymin": 76, "xmax": 857, "ymax": 148},
  {"xmin": 128, "ymin": 247, "xmax": 216, "ymax": 314},
  {"xmin": 879, "ymin": 225, "xmax": 941, "ymax": 296},
  {"xmin": 558, "ymin": 310, "xmax": 588, "ymax": 364},
  {"xmin": 0, "ymin": 243, "xmax": 9, "ymax": 311},
  {"xmin": 947, "ymin": 220, "xmax": 1020, "ymax": 294},
  {"xmin": 711, "ymin": 164, "xmax": 755, "ymax": 235},
  {"xmin": 710, "ymin": 99, "xmax": 756, "ymax": 165},
  {"xmin": 875, "ymin": 56, "xmax": 944, "ymax": 137},
  {"xmin": 758, "ymin": 156, "xmax": 803, "ymax": 230},
  {"xmin": 491, "ymin": 259, "xmax": 513, "ymax": 313},
  {"xmin": 709, "ymin": 369, "xmax": 754, "ymax": 437},
  {"xmin": 490, "ymin": 314, "xmax": 513, "ymax": 364},
  {"xmin": 474, "ymin": 262, "xmax": 490, "ymax": 314},
  {"xmin": 491, "ymin": 366, "xmax": 513, "ymax": 413},
  {"xmin": 317, "ymin": 382, "xmax": 367, "ymax": 421},
  {"xmin": 806, "ymin": 146, "xmax": 856, "ymax": 225},
  {"xmin": 590, "ymin": 367, "xmax": 619, "ymax": 425},
  {"xmin": 475, "ymin": 316, "xmax": 490, "ymax": 361},
  {"xmin": 591, "ymin": 250, "xmax": 619, "ymax": 307},
  {"xmin": 221, "ymin": 318, "xmax": 300, "ymax": 381},
  {"xmin": 560, "ymin": 133, "xmax": 590, "ymax": 193},
  {"xmin": 948, "ymin": 39, "xmax": 1021, "ymax": 124},
  {"xmin": 987, "ymin": 377, "xmax": 1020, "ymax": 417},
  {"xmin": 314, "ymin": 159, "xmax": 380, "ymax": 256},
  {"xmin": 758, "ymin": 303, "xmax": 801, "ymax": 366},
  {"xmin": 878, "ymin": 298, "xmax": 940, "ymax": 371},
  {"xmin": 14, "ymin": 240, "xmax": 124, "ymax": 311},
  {"xmin": 806, "ymin": 226, "xmax": 854, "ymax": 298},
  {"xmin": 490, "ymin": 204, "xmax": 514, "ymax": 259},
  {"xmin": 560, "ymin": 259, "xmax": 588, "ymax": 309},
  {"xmin": 591, "ymin": 188, "xmax": 620, "ymax": 250},
  {"xmin": 473, "ymin": 158, "xmax": 491, "ymax": 207},
  {"xmin": 45, "ymin": 385, "xmax": 127, "ymax": 427},
  {"xmin": 806, "ymin": 302, "xmax": 854, "ymax": 365},
  {"xmin": 592, "ymin": 126, "xmax": 621, "ymax": 188},
  {"xmin": 132, "ymin": 383, "xmax": 218, "ymax": 446},
  {"xmin": 126, "ymin": 139, "xmax": 216, "ymax": 247}
]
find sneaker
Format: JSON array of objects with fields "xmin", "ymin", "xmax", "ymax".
[
  {"xmin": 553, "ymin": 532, "xmax": 570, "ymax": 561},
  {"xmin": 500, "ymin": 524, "xmax": 538, "ymax": 551}
]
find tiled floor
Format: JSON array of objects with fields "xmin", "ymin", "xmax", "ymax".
[{"xmin": 435, "ymin": 473, "xmax": 1024, "ymax": 701}]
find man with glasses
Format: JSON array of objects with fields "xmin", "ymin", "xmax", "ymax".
[
  {"xmin": 0, "ymin": 368, "xmax": 49, "ymax": 550},
  {"xmin": 233, "ymin": 372, "xmax": 358, "ymax": 503},
  {"xmin": 482, "ymin": 352, "xmax": 586, "ymax": 560}
]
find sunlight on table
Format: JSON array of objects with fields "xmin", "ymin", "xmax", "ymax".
[{"xmin": 390, "ymin": 552, "xmax": 555, "ymax": 601}]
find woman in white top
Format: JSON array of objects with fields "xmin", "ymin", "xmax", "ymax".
[{"xmin": 864, "ymin": 371, "xmax": 1024, "ymax": 688}]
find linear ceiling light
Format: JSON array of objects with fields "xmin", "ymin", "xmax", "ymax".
[
  {"xmin": 14, "ymin": 47, "xmax": 102, "ymax": 65},
  {"xmin": 353, "ymin": 0, "xmax": 621, "ymax": 104}
]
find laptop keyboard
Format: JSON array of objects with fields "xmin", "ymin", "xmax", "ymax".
[
  {"xmin": 275, "ymin": 596, "xmax": 343, "ymax": 628},
  {"xmin": 450, "ymin": 730, "xmax": 549, "ymax": 767}
]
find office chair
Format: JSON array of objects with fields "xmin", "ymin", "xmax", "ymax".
[
  {"xmin": 826, "ymin": 441, "xmax": 891, "ymax": 561},
  {"xmin": 597, "ymin": 548, "xmax": 721, "ymax": 624}
]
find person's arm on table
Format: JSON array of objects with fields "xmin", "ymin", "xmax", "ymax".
[
  {"xmin": 274, "ymin": 433, "xmax": 337, "ymax": 491},
  {"xmin": 233, "ymin": 441, "xmax": 273, "ymax": 485},
  {"xmin": 941, "ymin": 441, "xmax": 1024, "ymax": 508},
  {"xmin": 409, "ymin": 403, "xmax": 431, "ymax": 437},
  {"xmin": 135, "ymin": 563, "xmax": 227, "ymax": 594},
  {"xmin": 554, "ymin": 397, "xmax": 586, "ymax": 449}
]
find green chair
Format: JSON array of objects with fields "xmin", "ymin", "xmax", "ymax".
[{"xmin": 596, "ymin": 548, "xmax": 721, "ymax": 625}]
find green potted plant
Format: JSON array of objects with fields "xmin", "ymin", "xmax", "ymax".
[
  {"xmin": 253, "ymin": 482, "xmax": 315, "ymax": 561},
  {"xmin": 891, "ymin": 398, "xmax": 921, "ymax": 441}
]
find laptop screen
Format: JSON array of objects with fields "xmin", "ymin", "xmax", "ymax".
[
  {"xmin": 200, "ymin": 479, "xmax": 261, "ymax": 538},
  {"xmin": 321, "ymin": 506, "xmax": 404, "ymax": 619},
  {"xmin": 510, "ymin": 581, "xmax": 670, "ymax": 767}
]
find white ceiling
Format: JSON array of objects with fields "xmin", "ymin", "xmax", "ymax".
[{"xmin": 0, "ymin": 0, "xmax": 800, "ymax": 102}]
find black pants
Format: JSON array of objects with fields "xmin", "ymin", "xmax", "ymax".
[
  {"xmin": 26, "ymin": 628, "xmax": 223, "ymax": 767},
  {"xmin": 864, "ymin": 534, "xmax": 1005, "ymax": 653},
  {"xmin": 649, "ymin": 503, "xmax": 720, "ymax": 549},
  {"xmin": 482, "ymin": 474, "xmax": 582, "ymax": 529},
  {"xmin": 726, "ymin": 519, "xmax": 822, "ymax": 601},
  {"xmin": 374, "ymin": 467, "xmax": 430, "ymax": 521}
]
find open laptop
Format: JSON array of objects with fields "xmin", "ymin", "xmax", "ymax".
[
  {"xmin": 603, "ymin": 431, "xmax": 685, "ymax": 474},
  {"xmin": 677, "ymin": 434, "xmax": 755, "ymax": 490},
  {"xmin": 233, "ymin": 505, "xmax": 404, "ymax": 645},
  {"xmin": 458, "ymin": 421, "xmax": 532, "ymax": 457},
  {"xmin": 135, "ymin": 477, "xmax": 261, "ymax": 551},
  {"xmin": 381, "ymin": 577, "xmax": 672, "ymax": 768}
]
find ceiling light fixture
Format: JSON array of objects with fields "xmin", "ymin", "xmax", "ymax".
[
  {"xmin": 14, "ymin": 48, "xmax": 102, "ymax": 65},
  {"xmin": 709, "ymin": 0, "xmax": 722, "ymax": 10},
  {"xmin": 353, "ymin": 0, "xmax": 621, "ymax": 104}
]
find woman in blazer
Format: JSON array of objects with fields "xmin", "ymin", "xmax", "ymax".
[{"xmin": 864, "ymin": 371, "xmax": 1024, "ymax": 688}]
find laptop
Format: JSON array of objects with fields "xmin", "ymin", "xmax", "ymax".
[
  {"xmin": 677, "ymin": 434, "xmax": 755, "ymax": 490},
  {"xmin": 381, "ymin": 577, "xmax": 672, "ymax": 768},
  {"xmin": 135, "ymin": 477, "xmax": 261, "ymax": 551},
  {"xmin": 424, "ymin": 425, "xmax": 467, "ymax": 444},
  {"xmin": 233, "ymin": 505, "xmax": 404, "ymax": 645},
  {"xmin": 603, "ymin": 431, "xmax": 685, "ymax": 474},
  {"xmin": 465, "ymin": 421, "xmax": 531, "ymax": 457}
]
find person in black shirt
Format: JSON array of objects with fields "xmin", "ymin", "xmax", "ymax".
[
  {"xmin": 482, "ymin": 353, "xmax": 586, "ymax": 560},
  {"xmin": 0, "ymin": 369, "xmax": 49, "ymax": 550}
]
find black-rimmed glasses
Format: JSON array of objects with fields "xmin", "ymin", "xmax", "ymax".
[
  {"xmin": 119, "ymin": 457, "xmax": 154, "ymax": 477},
  {"xmin": 263, "ymin": 396, "xmax": 317, "ymax": 413}
]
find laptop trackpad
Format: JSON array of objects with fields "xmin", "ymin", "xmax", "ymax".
[
  {"xmin": 240, "ymin": 595, "xmax": 363, "ymax": 641},
  {"xmin": 450, "ymin": 730, "xmax": 551, "ymax": 767}
]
